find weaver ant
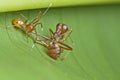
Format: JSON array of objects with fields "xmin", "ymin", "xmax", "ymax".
[
  {"xmin": 11, "ymin": 3, "xmax": 52, "ymax": 42},
  {"xmin": 35, "ymin": 23, "xmax": 73, "ymax": 60}
]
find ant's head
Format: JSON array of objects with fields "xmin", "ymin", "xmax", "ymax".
[
  {"xmin": 12, "ymin": 18, "xmax": 25, "ymax": 28},
  {"xmin": 56, "ymin": 23, "xmax": 68, "ymax": 35}
]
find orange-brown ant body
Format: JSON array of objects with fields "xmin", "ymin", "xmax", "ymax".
[
  {"xmin": 12, "ymin": 16, "xmax": 42, "ymax": 40},
  {"xmin": 12, "ymin": 3, "xmax": 52, "ymax": 41},
  {"xmin": 35, "ymin": 23, "xmax": 73, "ymax": 60}
]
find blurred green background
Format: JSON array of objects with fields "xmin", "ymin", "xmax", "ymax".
[{"xmin": 0, "ymin": 1, "xmax": 120, "ymax": 80}]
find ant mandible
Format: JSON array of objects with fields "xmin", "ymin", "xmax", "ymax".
[
  {"xmin": 35, "ymin": 23, "xmax": 73, "ymax": 60},
  {"xmin": 12, "ymin": 3, "xmax": 52, "ymax": 42}
]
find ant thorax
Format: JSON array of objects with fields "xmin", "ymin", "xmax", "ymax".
[{"xmin": 51, "ymin": 32, "xmax": 62, "ymax": 42}]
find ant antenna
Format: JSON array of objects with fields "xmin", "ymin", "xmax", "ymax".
[
  {"xmin": 39, "ymin": 3, "xmax": 52, "ymax": 33},
  {"xmin": 61, "ymin": 53, "xmax": 70, "ymax": 61},
  {"xmin": 33, "ymin": 3, "xmax": 52, "ymax": 31},
  {"xmin": 63, "ymin": 29, "xmax": 74, "ymax": 45},
  {"xmin": 42, "ymin": 3, "xmax": 52, "ymax": 16},
  {"xmin": 69, "ymin": 36, "xmax": 75, "ymax": 45},
  {"xmin": 19, "ymin": 13, "xmax": 28, "ymax": 21},
  {"xmin": 32, "ymin": 43, "xmax": 35, "ymax": 48},
  {"xmin": 36, "ymin": 3, "xmax": 52, "ymax": 19},
  {"xmin": 40, "ymin": 3, "xmax": 52, "ymax": 18}
]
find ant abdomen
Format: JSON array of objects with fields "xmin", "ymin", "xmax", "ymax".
[{"xmin": 48, "ymin": 49, "xmax": 60, "ymax": 59}]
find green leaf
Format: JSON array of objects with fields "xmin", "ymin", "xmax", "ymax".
[
  {"xmin": 0, "ymin": 0, "xmax": 120, "ymax": 12},
  {"xmin": 0, "ymin": 4, "xmax": 120, "ymax": 80}
]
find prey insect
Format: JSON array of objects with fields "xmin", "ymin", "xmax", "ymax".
[
  {"xmin": 11, "ymin": 3, "xmax": 52, "ymax": 42},
  {"xmin": 35, "ymin": 23, "xmax": 73, "ymax": 60}
]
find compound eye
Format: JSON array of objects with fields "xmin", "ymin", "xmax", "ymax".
[
  {"xmin": 63, "ymin": 25, "xmax": 68, "ymax": 30},
  {"xmin": 18, "ymin": 20, "xmax": 24, "ymax": 25}
]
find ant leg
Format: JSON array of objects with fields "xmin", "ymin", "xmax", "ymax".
[
  {"xmin": 61, "ymin": 53, "xmax": 70, "ymax": 61},
  {"xmin": 35, "ymin": 40, "xmax": 49, "ymax": 48},
  {"xmin": 62, "ymin": 29, "xmax": 74, "ymax": 45},
  {"xmin": 58, "ymin": 41, "xmax": 73, "ymax": 51},
  {"xmin": 31, "ymin": 3, "xmax": 52, "ymax": 24},
  {"xmin": 36, "ymin": 11, "xmax": 42, "ymax": 18},
  {"xmin": 32, "ymin": 29, "xmax": 51, "ymax": 42},
  {"xmin": 32, "ymin": 23, "xmax": 52, "ymax": 41},
  {"xmin": 62, "ymin": 29, "xmax": 72, "ymax": 41},
  {"xmin": 25, "ymin": 31, "xmax": 29, "ymax": 43},
  {"xmin": 34, "ymin": 22, "xmax": 43, "ymax": 31},
  {"xmin": 37, "ymin": 34, "xmax": 51, "ymax": 41},
  {"xmin": 19, "ymin": 13, "xmax": 28, "ymax": 23},
  {"xmin": 58, "ymin": 41, "xmax": 72, "ymax": 61},
  {"xmin": 31, "ymin": 29, "xmax": 39, "ymax": 48},
  {"xmin": 5, "ymin": 25, "xmax": 12, "ymax": 29},
  {"xmin": 5, "ymin": 25, "xmax": 13, "ymax": 41},
  {"xmin": 32, "ymin": 31, "xmax": 51, "ymax": 41},
  {"xmin": 49, "ymin": 29, "xmax": 54, "ymax": 37},
  {"xmin": 39, "ymin": 35, "xmax": 51, "ymax": 41},
  {"xmin": 33, "ymin": 29, "xmax": 39, "ymax": 41},
  {"xmin": 5, "ymin": 25, "xmax": 13, "ymax": 40},
  {"xmin": 40, "ymin": 3, "xmax": 52, "ymax": 18},
  {"xmin": 31, "ymin": 11, "xmax": 42, "ymax": 24}
]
